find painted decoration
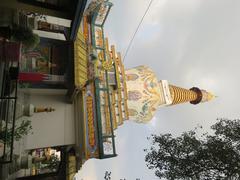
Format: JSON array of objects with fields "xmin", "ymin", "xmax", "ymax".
[
  {"xmin": 20, "ymin": 46, "xmax": 51, "ymax": 73},
  {"xmin": 19, "ymin": 45, "xmax": 69, "ymax": 89},
  {"xmin": 94, "ymin": 26, "xmax": 104, "ymax": 48},
  {"xmin": 94, "ymin": 2, "xmax": 112, "ymax": 26},
  {"xmin": 126, "ymin": 66, "xmax": 166, "ymax": 123},
  {"xmin": 86, "ymin": 94, "xmax": 96, "ymax": 149},
  {"xmin": 128, "ymin": 108, "xmax": 138, "ymax": 116},
  {"xmin": 83, "ymin": 83, "xmax": 98, "ymax": 157},
  {"xmin": 103, "ymin": 138, "xmax": 113, "ymax": 155},
  {"xmin": 126, "ymin": 73, "xmax": 139, "ymax": 81},
  {"xmin": 128, "ymin": 90, "xmax": 142, "ymax": 101},
  {"xmin": 74, "ymin": 30, "xmax": 88, "ymax": 88}
]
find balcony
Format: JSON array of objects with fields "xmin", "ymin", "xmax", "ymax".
[{"xmin": 0, "ymin": 41, "xmax": 21, "ymax": 163}]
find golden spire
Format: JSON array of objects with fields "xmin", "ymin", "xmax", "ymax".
[
  {"xmin": 168, "ymin": 85, "xmax": 215, "ymax": 105},
  {"xmin": 200, "ymin": 90, "xmax": 216, "ymax": 103},
  {"xmin": 169, "ymin": 85, "xmax": 199, "ymax": 105},
  {"xmin": 207, "ymin": 92, "xmax": 216, "ymax": 101}
]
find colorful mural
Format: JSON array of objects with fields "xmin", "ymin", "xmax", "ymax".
[
  {"xmin": 128, "ymin": 108, "xmax": 138, "ymax": 116},
  {"xmin": 125, "ymin": 66, "xmax": 164, "ymax": 123},
  {"xmin": 19, "ymin": 45, "xmax": 69, "ymax": 89},
  {"xmin": 20, "ymin": 46, "xmax": 51, "ymax": 73},
  {"xmin": 128, "ymin": 90, "xmax": 142, "ymax": 101},
  {"xmin": 126, "ymin": 73, "xmax": 139, "ymax": 81}
]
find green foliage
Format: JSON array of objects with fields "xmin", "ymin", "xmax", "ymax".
[
  {"xmin": 0, "ymin": 119, "xmax": 32, "ymax": 145},
  {"xmin": 145, "ymin": 118, "xmax": 240, "ymax": 180},
  {"xmin": 42, "ymin": 154, "xmax": 60, "ymax": 172},
  {"xmin": 11, "ymin": 25, "xmax": 40, "ymax": 49},
  {"xmin": 13, "ymin": 119, "xmax": 32, "ymax": 142}
]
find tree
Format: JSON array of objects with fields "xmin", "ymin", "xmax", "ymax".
[
  {"xmin": 144, "ymin": 118, "xmax": 240, "ymax": 180},
  {"xmin": 0, "ymin": 119, "xmax": 32, "ymax": 146}
]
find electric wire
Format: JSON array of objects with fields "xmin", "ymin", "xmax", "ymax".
[{"xmin": 123, "ymin": 0, "xmax": 154, "ymax": 62}]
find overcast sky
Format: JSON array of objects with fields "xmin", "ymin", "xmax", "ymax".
[{"xmin": 76, "ymin": 0, "xmax": 240, "ymax": 179}]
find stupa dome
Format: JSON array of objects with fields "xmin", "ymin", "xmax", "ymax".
[{"xmin": 125, "ymin": 66, "xmax": 163, "ymax": 123}]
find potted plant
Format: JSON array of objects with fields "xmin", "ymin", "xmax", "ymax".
[
  {"xmin": 0, "ymin": 24, "xmax": 40, "ymax": 49},
  {"xmin": 11, "ymin": 25, "xmax": 40, "ymax": 49}
]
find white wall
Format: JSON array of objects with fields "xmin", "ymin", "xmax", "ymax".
[
  {"xmin": 24, "ymin": 93, "xmax": 75, "ymax": 150},
  {"xmin": 33, "ymin": 30, "xmax": 66, "ymax": 40}
]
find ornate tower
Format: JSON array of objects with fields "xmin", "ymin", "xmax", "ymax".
[
  {"xmin": 169, "ymin": 85, "xmax": 215, "ymax": 105},
  {"xmin": 125, "ymin": 66, "xmax": 215, "ymax": 123}
]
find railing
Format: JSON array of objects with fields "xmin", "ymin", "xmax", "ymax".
[
  {"xmin": 94, "ymin": 78, "xmax": 116, "ymax": 159},
  {"xmin": 0, "ymin": 41, "xmax": 20, "ymax": 163},
  {"xmin": 90, "ymin": 1, "xmax": 116, "ymax": 159}
]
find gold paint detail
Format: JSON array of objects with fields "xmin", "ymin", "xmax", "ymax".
[
  {"xmin": 111, "ymin": 45, "xmax": 124, "ymax": 124},
  {"xmin": 206, "ymin": 92, "xmax": 216, "ymax": 101},
  {"xmin": 34, "ymin": 107, "xmax": 55, "ymax": 113},
  {"xmin": 86, "ymin": 94, "xmax": 96, "ymax": 148},
  {"xmin": 74, "ymin": 29, "xmax": 88, "ymax": 89},
  {"xmin": 84, "ymin": 84, "xmax": 99, "ymax": 160},
  {"xmin": 82, "ymin": 88, "xmax": 88, "ymax": 160},
  {"xmin": 104, "ymin": 91, "xmax": 111, "ymax": 135},
  {"xmin": 67, "ymin": 155, "xmax": 76, "ymax": 180},
  {"xmin": 102, "ymin": 60, "xmax": 113, "ymax": 71},
  {"xmin": 83, "ymin": 16, "xmax": 89, "ymax": 42},
  {"xmin": 111, "ymin": 90, "xmax": 118, "ymax": 129},
  {"xmin": 169, "ymin": 85, "xmax": 198, "ymax": 105},
  {"xmin": 117, "ymin": 52, "xmax": 129, "ymax": 120},
  {"xmin": 200, "ymin": 90, "xmax": 216, "ymax": 103}
]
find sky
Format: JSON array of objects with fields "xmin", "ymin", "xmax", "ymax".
[{"xmin": 76, "ymin": 0, "xmax": 240, "ymax": 179}]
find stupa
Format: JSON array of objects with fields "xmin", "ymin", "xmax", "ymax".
[
  {"xmin": 72, "ymin": 0, "xmax": 215, "ymax": 163},
  {"xmin": 126, "ymin": 65, "xmax": 215, "ymax": 122}
]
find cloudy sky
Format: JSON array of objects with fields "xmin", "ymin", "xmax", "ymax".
[{"xmin": 76, "ymin": 0, "xmax": 240, "ymax": 179}]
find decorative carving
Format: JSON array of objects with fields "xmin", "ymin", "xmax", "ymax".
[
  {"xmin": 126, "ymin": 66, "xmax": 163, "ymax": 122},
  {"xmin": 128, "ymin": 90, "xmax": 142, "ymax": 101},
  {"xmin": 86, "ymin": 93, "xmax": 96, "ymax": 149},
  {"xmin": 126, "ymin": 73, "xmax": 139, "ymax": 81},
  {"xmin": 102, "ymin": 60, "xmax": 113, "ymax": 71},
  {"xmin": 128, "ymin": 109, "xmax": 138, "ymax": 116}
]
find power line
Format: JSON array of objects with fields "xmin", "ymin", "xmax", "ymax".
[{"xmin": 123, "ymin": 0, "xmax": 154, "ymax": 62}]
